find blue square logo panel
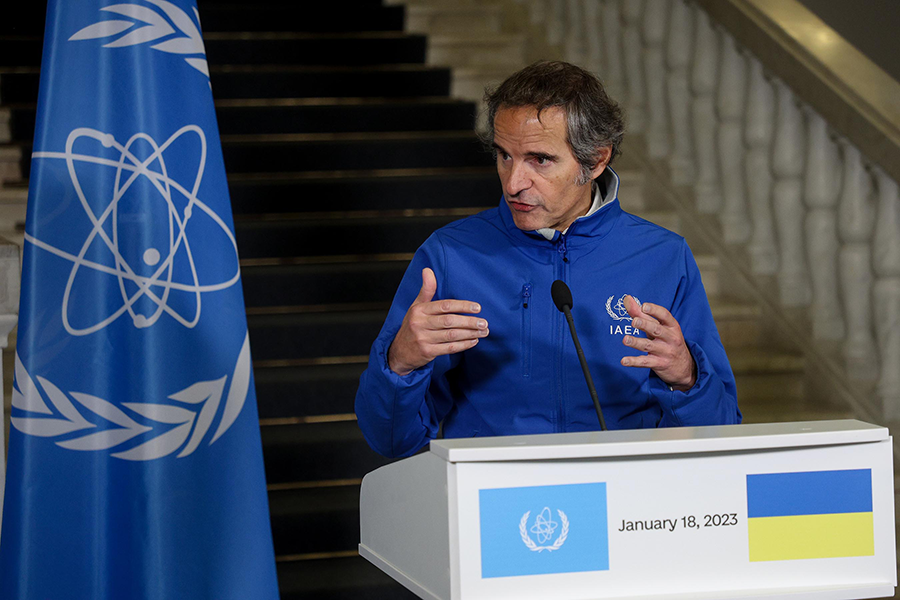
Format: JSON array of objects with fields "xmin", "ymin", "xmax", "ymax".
[{"xmin": 479, "ymin": 482, "xmax": 609, "ymax": 578}]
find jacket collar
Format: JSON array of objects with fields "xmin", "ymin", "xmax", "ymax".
[{"xmin": 498, "ymin": 167, "xmax": 622, "ymax": 247}]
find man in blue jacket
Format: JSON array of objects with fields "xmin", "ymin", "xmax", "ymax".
[{"xmin": 355, "ymin": 61, "xmax": 741, "ymax": 458}]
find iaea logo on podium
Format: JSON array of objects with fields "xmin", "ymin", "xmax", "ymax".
[{"xmin": 479, "ymin": 482, "xmax": 609, "ymax": 578}]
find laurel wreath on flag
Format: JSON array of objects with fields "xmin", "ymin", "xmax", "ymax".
[
  {"xmin": 519, "ymin": 510, "xmax": 570, "ymax": 552},
  {"xmin": 69, "ymin": 0, "xmax": 209, "ymax": 79},
  {"xmin": 10, "ymin": 334, "xmax": 251, "ymax": 461}
]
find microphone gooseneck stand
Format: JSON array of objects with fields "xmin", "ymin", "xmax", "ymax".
[{"xmin": 551, "ymin": 280, "xmax": 607, "ymax": 431}]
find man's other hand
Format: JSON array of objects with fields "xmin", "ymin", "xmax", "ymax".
[
  {"xmin": 620, "ymin": 295, "xmax": 696, "ymax": 392},
  {"xmin": 387, "ymin": 268, "xmax": 489, "ymax": 376}
]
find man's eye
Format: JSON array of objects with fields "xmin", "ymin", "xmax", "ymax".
[{"xmin": 535, "ymin": 157, "xmax": 550, "ymax": 165}]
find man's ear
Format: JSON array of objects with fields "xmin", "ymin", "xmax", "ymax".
[{"xmin": 589, "ymin": 146, "xmax": 613, "ymax": 180}]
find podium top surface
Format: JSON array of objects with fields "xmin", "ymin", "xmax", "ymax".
[{"xmin": 429, "ymin": 420, "xmax": 889, "ymax": 463}]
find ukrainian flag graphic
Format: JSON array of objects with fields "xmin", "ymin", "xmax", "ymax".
[{"xmin": 746, "ymin": 469, "xmax": 874, "ymax": 562}]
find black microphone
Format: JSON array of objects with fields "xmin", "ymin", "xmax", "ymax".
[{"xmin": 551, "ymin": 280, "xmax": 607, "ymax": 431}]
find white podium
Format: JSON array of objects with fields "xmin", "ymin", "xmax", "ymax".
[{"xmin": 359, "ymin": 420, "xmax": 896, "ymax": 600}]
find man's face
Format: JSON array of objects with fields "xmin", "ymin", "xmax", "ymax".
[{"xmin": 492, "ymin": 105, "xmax": 607, "ymax": 232}]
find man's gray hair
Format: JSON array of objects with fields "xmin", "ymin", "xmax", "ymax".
[{"xmin": 482, "ymin": 61, "xmax": 625, "ymax": 185}]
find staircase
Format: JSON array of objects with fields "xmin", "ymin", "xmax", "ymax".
[{"xmin": 0, "ymin": 0, "xmax": 888, "ymax": 597}]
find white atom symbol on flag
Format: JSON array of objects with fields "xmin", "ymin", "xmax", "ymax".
[
  {"xmin": 28, "ymin": 126, "xmax": 240, "ymax": 336},
  {"xmin": 530, "ymin": 507, "xmax": 559, "ymax": 543}
]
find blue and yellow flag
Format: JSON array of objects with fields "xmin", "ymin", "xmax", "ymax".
[
  {"xmin": 0, "ymin": 1, "xmax": 279, "ymax": 598},
  {"xmin": 746, "ymin": 469, "xmax": 874, "ymax": 562}
]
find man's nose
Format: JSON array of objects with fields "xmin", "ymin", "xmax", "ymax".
[{"xmin": 505, "ymin": 161, "xmax": 532, "ymax": 197}]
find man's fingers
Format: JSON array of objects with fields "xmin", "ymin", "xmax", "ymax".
[
  {"xmin": 620, "ymin": 354, "xmax": 664, "ymax": 369},
  {"xmin": 427, "ymin": 338, "xmax": 481, "ymax": 357},
  {"xmin": 412, "ymin": 268, "xmax": 438, "ymax": 306},
  {"xmin": 422, "ymin": 299, "xmax": 482, "ymax": 315},
  {"xmin": 640, "ymin": 302, "xmax": 678, "ymax": 327},
  {"xmin": 427, "ymin": 314, "xmax": 488, "ymax": 331},
  {"xmin": 630, "ymin": 316, "xmax": 664, "ymax": 340},
  {"xmin": 624, "ymin": 294, "xmax": 642, "ymax": 319},
  {"xmin": 431, "ymin": 327, "xmax": 490, "ymax": 344},
  {"xmin": 622, "ymin": 334, "xmax": 659, "ymax": 354}
]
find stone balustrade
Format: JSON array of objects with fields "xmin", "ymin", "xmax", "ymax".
[{"xmin": 516, "ymin": 0, "xmax": 900, "ymax": 422}]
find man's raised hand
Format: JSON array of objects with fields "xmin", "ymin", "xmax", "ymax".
[
  {"xmin": 620, "ymin": 295, "xmax": 696, "ymax": 392},
  {"xmin": 387, "ymin": 268, "xmax": 489, "ymax": 376}
]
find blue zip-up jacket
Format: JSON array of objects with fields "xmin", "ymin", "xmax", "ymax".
[{"xmin": 356, "ymin": 172, "xmax": 741, "ymax": 458}]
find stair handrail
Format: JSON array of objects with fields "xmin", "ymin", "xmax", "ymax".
[{"xmin": 695, "ymin": 0, "xmax": 900, "ymax": 185}]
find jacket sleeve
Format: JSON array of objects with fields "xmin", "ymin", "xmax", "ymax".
[
  {"xmin": 650, "ymin": 241, "xmax": 742, "ymax": 427},
  {"xmin": 354, "ymin": 234, "xmax": 458, "ymax": 458}
]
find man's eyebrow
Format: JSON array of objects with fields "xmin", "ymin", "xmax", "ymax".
[
  {"xmin": 490, "ymin": 144, "xmax": 557, "ymax": 161},
  {"xmin": 525, "ymin": 151, "xmax": 557, "ymax": 160}
]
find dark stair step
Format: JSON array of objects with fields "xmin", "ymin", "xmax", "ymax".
[
  {"xmin": 213, "ymin": 65, "xmax": 453, "ymax": 100},
  {"xmin": 236, "ymin": 214, "xmax": 466, "ymax": 260},
  {"xmin": 0, "ymin": 3, "xmax": 46, "ymax": 36},
  {"xmin": 230, "ymin": 169, "xmax": 499, "ymax": 215},
  {"xmin": 0, "ymin": 71, "xmax": 40, "ymax": 105},
  {"xmin": 270, "ymin": 484, "xmax": 361, "ymax": 556},
  {"xmin": 242, "ymin": 260, "xmax": 411, "ymax": 308},
  {"xmin": 0, "ymin": 65, "xmax": 453, "ymax": 104},
  {"xmin": 12, "ymin": 132, "xmax": 489, "ymax": 181},
  {"xmin": 261, "ymin": 420, "xmax": 393, "ymax": 484},
  {"xmin": 277, "ymin": 556, "xmax": 417, "ymax": 600},
  {"xmin": 197, "ymin": 4, "xmax": 405, "ymax": 34},
  {"xmin": 216, "ymin": 98, "xmax": 477, "ymax": 135},
  {"xmin": 256, "ymin": 363, "xmax": 367, "ymax": 419},
  {"xmin": 204, "ymin": 34, "xmax": 427, "ymax": 67},
  {"xmin": 221, "ymin": 132, "xmax": 490, "ymax": 174},
  {"xmin": 249, "ymin": 309, "xmax": 386, "ymax": 362},
  {"xmin": 0, "ymin": 2, "xmax": 399, "ymax": 36},
  {"xmin": 5, "ymin": 98, "xmax": 481, "ymax": 144},
  {"xmin": 0, "ymin": 39, "xmax": 41, "ymax": 68},
  {"xmin": 3, "ymin": 34, "xmax": 426, "ymax": 69}
]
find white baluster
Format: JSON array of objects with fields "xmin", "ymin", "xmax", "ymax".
[
  {"xmin": 873, "ymin": 170, "xmax": 900, "ymax": 419},
  {"xmin": 690, "ymin": 7, "xmax": 720, "ymax": 212},
  {"xmin": 666, "ymin": 0, "xmax": 694, "ymax": 184},
  {"xmin": 601, "ymin": 0, "xmax": 625, "ymax": 99},
  {"xmin": 837, "ymin": 143, "xmax": 877, "ymax": 380},
  {"xmin": 803, "ymin": 111, "xmax": 844, "ymax": 341},
  {"xmin": 744, "ymin": 59, "xmax": 778, "ymax": 275},
  {"xmin": 716, "ymin": 34, "xmax": 750, "ymax": 243},
  {"xmin": 583, "ymin": 0, "xmax": 604, "ymax": 74},
  {"xmin": 771, "ymin": 81, "xmax": 811, "ymax": 306},
  {"xmin": 643, "ymin": 0, "xmax": 670, "ymax": 159},
  {"xmin": 622, "ymin": 0, "xmax": 647, "ymax": 133},
  {"xmin": 547, "ymin": 0, "xmax": 566, "ymax": 47},
  {"xmin": 529, "ymin": 0, "xmax": 546, "ymax": 26},
  {"xmin": 565, "ymin": 0, "xmax": 586, "ymax": 65}
]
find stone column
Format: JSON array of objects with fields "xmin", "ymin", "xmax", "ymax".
[
  {"xmin": 837, "ymin": 143, "xmax": 877, "ymax": 381},
  {"xmin": 771, "ymin": 80, "xmax": 810, "ymax": 307},
  {"xmin": 873, "ymin": 170, "xmax": 900, "ymax": 420},
  {"xmin": 744, "ymin": 58, "xmax": 778, "ymax": 275},
  {"xmin": 666, "ymin": 0, "xmax": 694, "ymax": 184},
  {"xmin": 690, "ymin": 7, "xmax": 720, "ymax": 213},
  {"xmin": 803, "ymin": 111, "xmax": 843, "ymax": 341}
]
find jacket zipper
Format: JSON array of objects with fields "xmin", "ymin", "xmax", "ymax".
[
  {"xmin": 555, "ymin": 235, "xmax": 569, "ymax": 432},
  {"xmin": 557, "ymin": 234, "xmax": 569, "ymax": 263},
  {"xmin": 522, "ymin": 283, "xmax": 532, "ymax": 378}
]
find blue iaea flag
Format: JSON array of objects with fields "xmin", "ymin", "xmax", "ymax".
[{"xmin": 0, "ymin": 1, "xmax": 279, "ymax": 598}]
